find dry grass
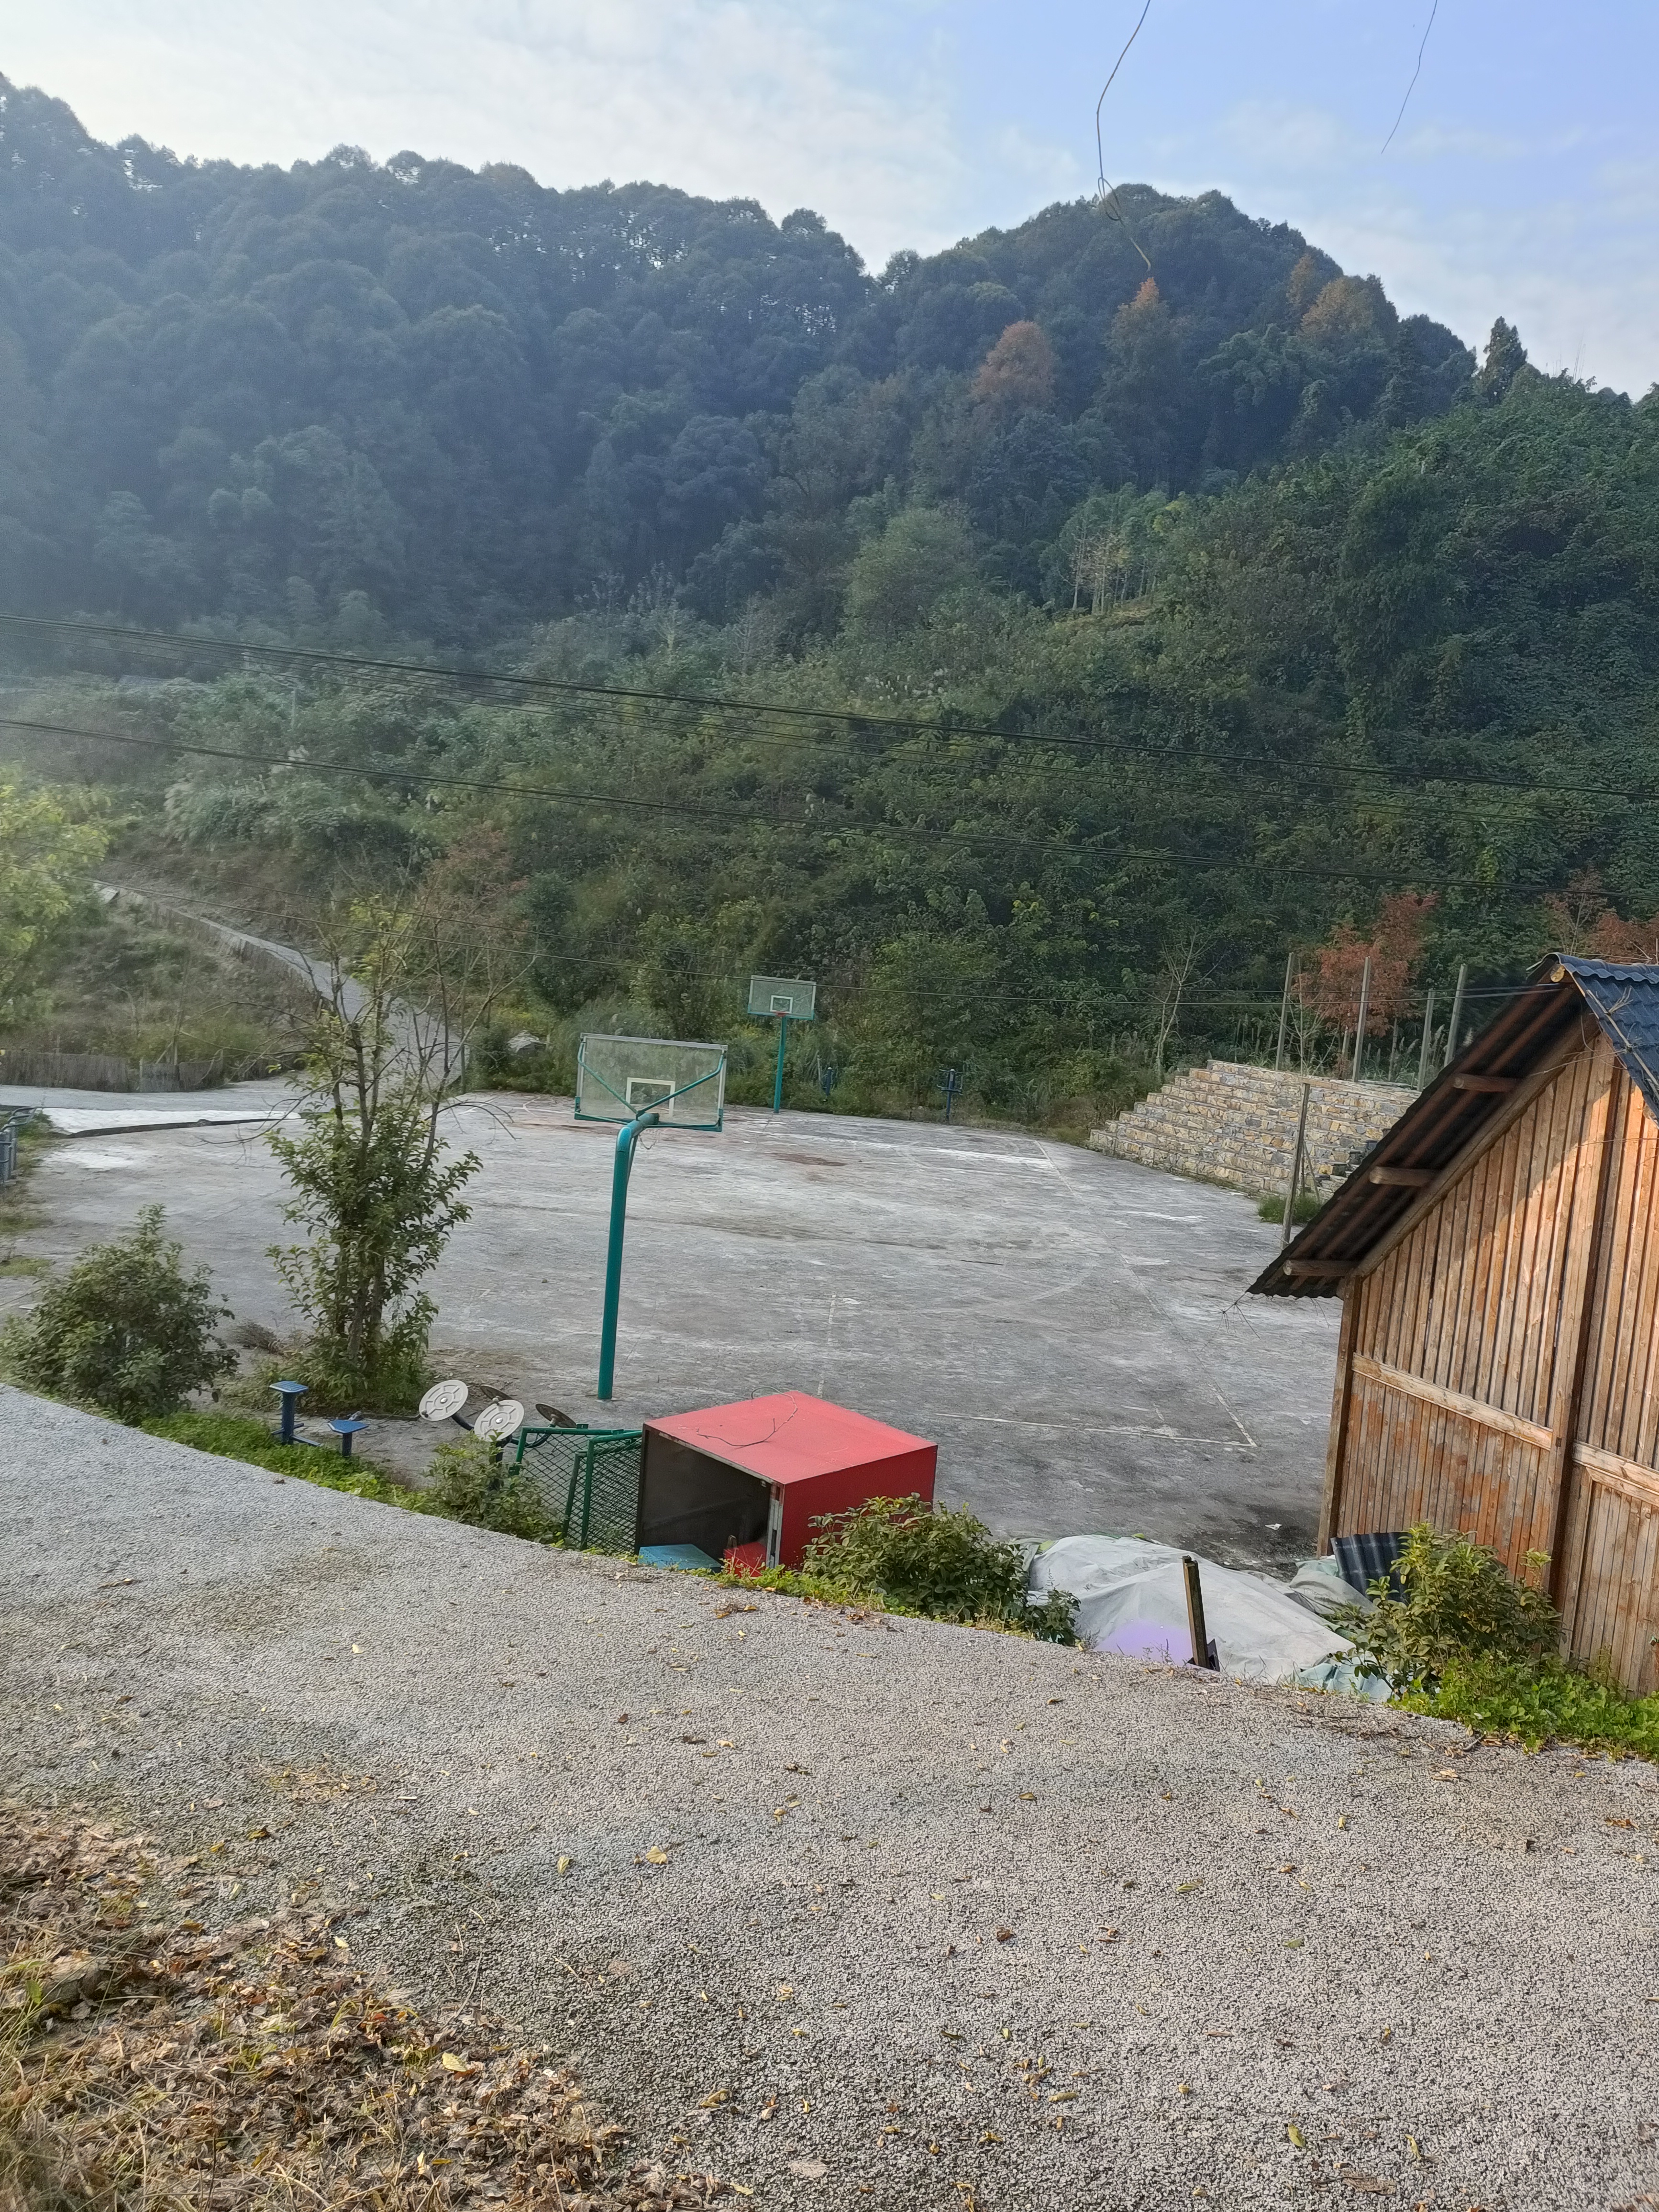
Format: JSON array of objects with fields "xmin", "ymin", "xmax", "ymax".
[{"xmin": 0, "ymin": 1804, "xmax": 730, "ymax": 2211}]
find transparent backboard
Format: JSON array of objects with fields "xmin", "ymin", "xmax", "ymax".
[
  {"xmin": 575, "ymin": 1034, "xmax": 727, "ymax": 1128},
  {"xmin": 747, "ymin": 974, "xmax": 817, "ymax": 1020}
]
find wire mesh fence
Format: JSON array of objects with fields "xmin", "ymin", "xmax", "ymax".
[{"xmin": 511, "ymin": 1425, "xmax": 642, "ymax": 1552}]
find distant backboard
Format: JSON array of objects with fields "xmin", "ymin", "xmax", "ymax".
[
  {"xmin": 576, "ymin": 1034, "xmax": 727, "ymax": 1129},
  {"xmin": 747, "ymin": 975, "xmax": 817, "ymax": 1021}
]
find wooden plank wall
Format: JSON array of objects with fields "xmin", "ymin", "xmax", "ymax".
[
  {"xmin": 1335, "ymin": 1045, "xmax": 1606, "ymax": 1558},
  {"xmin": 1327, "ymin": 1035, "xmax": 1659, "ymax": 1691},
  {"xmin": 1564, "ymin": 1069, "xmax": 1659, "ymax": 1691}
]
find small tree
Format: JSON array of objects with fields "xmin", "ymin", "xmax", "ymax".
[
  {"xmin": 0, "ymin": 1205, "xmax": 232, "ymax": 1421},
  {"xmin": 269, "ymin": 843, "xmax": 525, "ymax": 1408},
  {"xmin": 801, "ymin": 1493, "xmax": 1077, "ymax": 1642}
]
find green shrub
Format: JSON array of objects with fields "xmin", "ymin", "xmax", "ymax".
[
  {"xmin": 797, "ymin": 1493, "xmax": 1077, "ymax": 1642},
  {"xmin": 427, "ymin": 1435, "xmax": 564, "ymax": 1543},
  {"xmin": 1341, "ymin": 1522, "xmax": 1559, "ymax": 1693},
  {"xmin": 140, "ymin": 1411, "xmax": 433, "ymax": 1510},
  {"xmin": 0, "ymin": 1205, "xmax": 233, "ymax": 1422}
]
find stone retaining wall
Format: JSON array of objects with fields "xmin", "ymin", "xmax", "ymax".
[{"xmin": 1089, "ymin": 1059, "xmax": 1417, "ymax": 1197}]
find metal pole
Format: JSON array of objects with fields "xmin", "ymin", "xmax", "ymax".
[
  {"xmin": 1445, "ymin": 962, "xmax": 1468, "ymax": 1071},
  {"xmin": 1352, "ymin": 956, "xmax": 1372, "ymax": 1082},
  {"xmin": 597, "ymin": 1110, "xmax": 660, "ymax": 1401},
  {"xmin": 1416, "ymin": 989, "xmax": 1436, "ymax": 1089},
  {"xmin": 772, "ymin": 1015, "xmax": 789, "ymax": 1114},
  {"xmin": 1281, "ymin": 1081, "xmax": 1311, "ymax": 1250},
  {"xmin": 1183, "ymin": 1554, "xmax": 1215, "ymax": 1670},
  {"xmin": 1274, "ymin": 950, "xmax": 1295, "ymax": 1072}
]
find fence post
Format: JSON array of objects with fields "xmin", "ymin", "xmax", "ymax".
[
  {"xmin": 1351, "ymin": 957, "xmax": 1372, "ymax": 1082},
  {"xmin": 1416, "ymin": 989, "xmax": 1436, "ymax": 1089},
  {"xmin": 1281, "ymin": 1082, "xmax": 1312, "ymax": 1251},
  {"xmin": 1274, "ymin": 950, "xmax": 1295, "ymax": 1072},
  {"xmin": 1445, "ymin": 962, "xmax": 1468, "ymax": 1071}
]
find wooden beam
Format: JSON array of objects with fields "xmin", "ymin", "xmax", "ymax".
[
  {"xmin": 1367, "ymin": 1164, "xmax": 1433, "ymax": 1187},
  {"xmin": 1350, "ymin": 1352, "xmax": 1554, "ymax": 1452},
  {"xmin": 1451, "ymin": 1073, "xmax": 1518, "ymax": 1093},
  {"xmin": 1546, "ymin": 1046, "xmax": 1623, "ymax": 1610},
  {"xmin": 1282, "ymin": 1259, "xmax": 1351, "ymax": 1280},
  {"xmin": 1318, "ymin": 1287, "xmax": 1360, "ymax": 1554}
]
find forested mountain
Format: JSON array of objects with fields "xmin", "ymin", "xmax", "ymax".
[
  {"xmin": 0, "ymin": 74, "xmax": 1471, "ymax": 642},
  {"xmin": 3, "ymin": 76, "xmax": 1657, "ymax": 1131}
]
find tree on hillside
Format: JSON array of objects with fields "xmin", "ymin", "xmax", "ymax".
[
  {"xmin": 1299, "ymin": 894, "xmax": 1438, "ymax": 1070},
  {"xmin": 0, "ymin": 786, "xmax": 107, "ymax": 1027}
]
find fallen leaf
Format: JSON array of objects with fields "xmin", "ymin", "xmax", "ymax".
[
  {"xmin": 775, "ymin": 1982, "xmax": 795, "ymax": 2000},
  {"xmin": 1435, "ymin": 1769, "xmax": 1459, "ymax": 1781},
  {"xmin": 1607, "ymin": 1815, "xmax": 1635, "ymax": 1829},
  {"xmin": 1176, "ymin": 1879, "xmax": 1203, "ymax": 1893},
  {"xmin": 440, "ymin": 2051, "xmax": 479, "ymax": 2075},
  {"xmin": 1018, "ymin": 1792, "xmax": 1037, "ymax": 1802},
  {"xmin": 1048, "ymin": 2089, "xmax": 1078, "ymax": 2103},
  {"xmin": 699, "ymin": 2089, "xmax": 730, "ymax": 2108},
  {"xmin": 246, "ymin": 1827, "xmax": 271, "ymax": 1841},
  {"xmin": 643, "ymin": 1848, "xmax": 669, "ymax": 1866},
  {"xmin": 1287, "ymin": 2124, "xmax": 1306, "ymax": 2148},
  {"xmin": 556, "ymin": 1856, "xmax": 572, "ymax": 1875},
  {"xmin": 1176, "ymin": 2083, "xmax": 1191, "ymax": 2096},
  {"xmin": 994, "ymin": 1927, "xmax": 1015, "ymax": 1942}
]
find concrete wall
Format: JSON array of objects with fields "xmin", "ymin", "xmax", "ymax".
[{"xmin": 1089, "ymin": 1059, "xmax": 1417, "ymax": 1198}]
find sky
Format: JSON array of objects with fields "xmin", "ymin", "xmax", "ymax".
[{"xmin": 6, "ymin": 1, "xmax": 1657, "ymax": 395}]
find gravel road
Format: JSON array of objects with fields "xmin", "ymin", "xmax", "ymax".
[{"xmin": 4, "ymin": 1385, "xmax": 1656, "ymax": 2210}]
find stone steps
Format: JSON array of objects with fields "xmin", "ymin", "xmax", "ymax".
[{"xmin": 1089, "ymin": 1060, "xmax": 1416, "ymax": 1198}]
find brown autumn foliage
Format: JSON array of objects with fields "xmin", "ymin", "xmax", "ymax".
[
  {"xmin": 1298, "ymin": 891, "xmax": 1438, "ymax": 1035},
  {"xmin": 970, "ymin": 321, "xmax": 1056, "ymax": 413},
  {"xmin": 1538, "ymin": 870, "xmax": 1659, "ymax": 963},
  {"xmin": 0, "ymin": 1804, "xmax": 728, "ymax": 2210}
]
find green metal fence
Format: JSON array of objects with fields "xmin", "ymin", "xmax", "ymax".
[{"xmin": 511, "ymin": 1425, "xmax": 642, "ymax": 1553}]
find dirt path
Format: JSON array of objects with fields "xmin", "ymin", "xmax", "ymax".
[{"xmin": 5, "ymin": 1387, "xmax": 1657, "ymax": 2208}]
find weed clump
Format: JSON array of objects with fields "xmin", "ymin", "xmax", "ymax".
[
  {"xmin": 0, "ymin": 1205, "xmax": 232, "ymax": 1422},
  {"xmin": 426, "ymin": 1434, "xmax": 564, "ymax": 1543},
  {"xmin": 781, "ymin": 1493, "xmax": 1077, "ymax": 1642},
  {"xmin": 1344, "ymin": 1521, "xmax": 1659, "ymax": 1760}
]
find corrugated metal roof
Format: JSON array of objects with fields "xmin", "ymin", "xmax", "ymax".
[{"xmin": 1250, "ymin": 954, "xmax": 1659, "ymax": 1300}]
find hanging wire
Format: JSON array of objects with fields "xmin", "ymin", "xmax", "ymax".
[
  {"xmin": 1094, "ymin": 0, "xmax": 1155, "ymax": 272},
  {"xmin": 1381, "ymin": 0, "xmax": 1440, "ymax": 154}
]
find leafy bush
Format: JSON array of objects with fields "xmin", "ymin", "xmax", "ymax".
[
  {"xmin": 427, "ymin": 1436, "xmax": 564, "ymax": 1543},
  {"xmin": 798, "ymin": 1493, "xmax": 1077, "ymax": 1642},
  {"xmin": 0, "ymin": 1206, "xmax": 233, "ymax": 1421},
  {"xmin": 1342, "ymin": 1523, "xmax": 1559, "ymax": 1692}
]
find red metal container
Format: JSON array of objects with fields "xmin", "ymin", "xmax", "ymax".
[{"xmin": 639, "ymin": 1391, "xmax": 937, "ymax": 1570}]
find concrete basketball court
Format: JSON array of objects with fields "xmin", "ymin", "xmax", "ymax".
[{"xmin": 1, "ymin": 1090, "xmax": 1341, "ymax": 1569}]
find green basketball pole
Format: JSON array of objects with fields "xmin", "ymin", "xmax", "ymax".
[
  {"xmin": 771, "ymin": 1015, "xmax": 790, "ymax": 1114},
  {"xmin": 597, "ymin": 1109, "xmax": 659, "ymax": 1401}
]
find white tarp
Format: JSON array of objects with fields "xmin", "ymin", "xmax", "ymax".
[{"xmin": 1028, "ymin": 1535, "xmax": 1370, "ymax": 1688}]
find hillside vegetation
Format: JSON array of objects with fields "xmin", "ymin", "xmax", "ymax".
[{"xmin": 1, "ymin": 78, "xmax": 1657, "ymax": 1126}]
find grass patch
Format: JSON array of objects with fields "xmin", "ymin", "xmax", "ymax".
[
  {"xmin": 1257, "ymin": 1189, "xmax": 1321, "ymax": 1225},
  {"xmin": 0, "ymin": 1802, "xmax": 726, "ymax": 2209},
  {"xmin": 0, "ymin": 1253, "xmax": 48, "ymax": 1276},
  {"xmin": 1396, "ymin": 1656, "xmax": 1659, "ymax": 1761},
  {"xmin": 139, "ymin": 1410, "xmax": 436, "ymax": 1512}
]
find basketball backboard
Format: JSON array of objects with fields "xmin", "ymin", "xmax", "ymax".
[
  {"xmin": 576, "ymin": 1034, "xmax": 727, "ymax": 1128},
  {"xmin": 747, "ymin": 975, "xmax": 816, "ymax": 1020}
]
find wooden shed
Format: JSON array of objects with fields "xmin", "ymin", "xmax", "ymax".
[{"xmin": 1252, "ymin": 956, "xmax": 1659, "ymax": 1692}]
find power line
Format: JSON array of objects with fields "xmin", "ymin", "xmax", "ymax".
[
  {"xmin": 0, "ymin": 612, "xmax": 1645, "ymax": 806},
  {"xmin": 0, "ymin": 711, "xmax": 1548, "ymax": 892},
  {"xmin": 1382, "ymin": 0, "xmax": 1440, "ymax": 155}
]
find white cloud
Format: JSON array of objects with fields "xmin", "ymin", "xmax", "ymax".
[{"xmin": 3, "ymin": 0, "xmax": 994, "ymax": 268}]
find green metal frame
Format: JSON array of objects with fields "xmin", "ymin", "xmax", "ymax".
[
  {"xmin": 512, "ymin": 1422, "xmax": 643, "ymax": 1551},
  {"xmin": 598, "ymin": 1110, "xmax": 656, "ymax": 1400}
]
